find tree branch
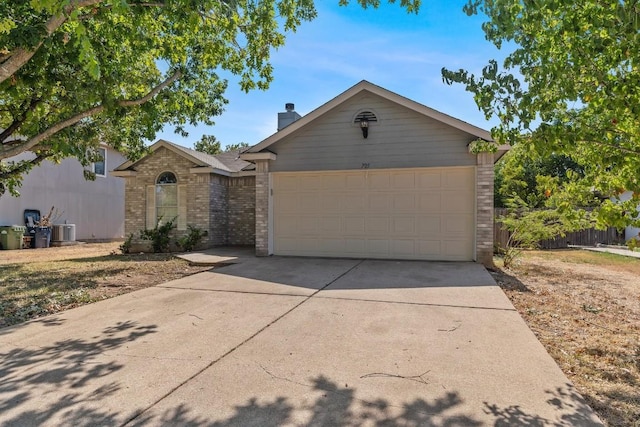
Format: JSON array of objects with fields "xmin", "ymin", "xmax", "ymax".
[
  {"xmin": 0, "ymin": 152, "xmax": 51, "ymax": 181},
  {"xmin": 0, "ymin": 97, "xmax": 42, "ymax": 143},
  {"xmin": 0, "ymin": 0, "xmax": 105, "ymax": 84},
  {"xmin": 119, "ymin": 69, "xmax": 181, "ymax": 106},
  {"xmin": 580, "ymin": 138, "xmax": 640, "ymax": 156},
  {"xmin": 0, "ymin": 70, "xmax": 182, "ymax": 159}
]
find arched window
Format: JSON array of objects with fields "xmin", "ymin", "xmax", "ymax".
[{"xmin": 155, "ymin": 172, "xmax": 178, "ymax": 224}]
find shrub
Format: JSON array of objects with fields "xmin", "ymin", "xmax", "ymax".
[
  {"xmin": 496, "ymin": 197, "xmax": 591, "ymax": 268},
  {"xmin": 119, "ymin": 233, "xmax": 134, "ymax": 254},
  {"xmin": 139, "ymin": 217, "xmax": 176, "ymax": 253},
  {"xmin": 177, "ymin": 225, "xmax": 205, "ymax": 252},
  {"xmin": 627, "ymin": 237, "xmax": 639, "ymax": 252}
]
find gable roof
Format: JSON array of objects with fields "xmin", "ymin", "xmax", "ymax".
[
  {"xmin": 245, "ymin": 80, "xmax": 497, "ymax": 155},
  {"xmin": 113, "ymin": 139, "xmax": 253, "ymax": 175}
]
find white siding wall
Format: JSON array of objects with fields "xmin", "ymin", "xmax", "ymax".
[
  {"xmin": 0, "ymin": 147, "xmax": 126, "ymax": 241},
  {"xmin": 268, "ymin": 92, "xmax": 477, "ymax": 172}
]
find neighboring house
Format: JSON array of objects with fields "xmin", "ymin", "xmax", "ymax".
[
  {"xmin": 0, "ymin": 146, "xmax": 126, "ymax": 241},
  {"xmin": 619, "ymin": 191, "xmax": 640, "ymax": 242},
  {"xmin": 111, "ymin": 141, "xmax": 256, "ymax": 248},
  {"xmin": 114, "ymin": 80, "xmax": 506, "ymax": 266}
]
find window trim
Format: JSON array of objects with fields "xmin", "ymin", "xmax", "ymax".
[{"xmin": 92, "ymin": 147, "xmax": 107, "ymax": 177}]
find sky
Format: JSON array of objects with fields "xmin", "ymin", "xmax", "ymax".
[{"xmin": 157, "ymin": 1, "xmax": 509, "ymax": 150}]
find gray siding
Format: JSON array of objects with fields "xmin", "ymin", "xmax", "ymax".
[
  {"xmin": 0, "ymin": 147, "xmax": 126, "ymax": 241},
  {"xmin": 268, "ymin": 92, "xmax": 477, "ymax": 172}
]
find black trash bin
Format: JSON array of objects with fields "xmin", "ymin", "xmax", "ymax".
[
  {"xmin": 34, "ymin": 227, "xmax": 51, "ymax": 248},
  {"xmin": 24, "ymin": 209, "xmax": 41, "ymax": 248}
]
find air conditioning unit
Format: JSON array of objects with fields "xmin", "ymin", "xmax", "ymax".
[{"xmin": 51, "ymin": 224, "xmax": 76, "ymax": 242}]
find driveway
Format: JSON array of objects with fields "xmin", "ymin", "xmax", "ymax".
[{"xmin": 0, "ymin": 256, "xmax": 601, "ymax": 426}]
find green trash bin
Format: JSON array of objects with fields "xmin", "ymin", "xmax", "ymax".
[{"xmin": 0, "ymin": 225, "xmax": 26, "ymax": 250}]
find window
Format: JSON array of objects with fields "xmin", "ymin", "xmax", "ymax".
[
  {"xmin": 93, "ymin": 147, "xmax": 106, "ymax": 177},
  {"xmin": 155, "ymin": 172, "xmax": 178, "ymax": 225},
  {"xmin": 146, "ymin": 172, "xmax": 186, "ymax": 230}
]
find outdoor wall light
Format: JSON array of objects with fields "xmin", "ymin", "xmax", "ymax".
[{"xmin": 360, "ymin": 117, "xmax": 369, "ymax": 139}]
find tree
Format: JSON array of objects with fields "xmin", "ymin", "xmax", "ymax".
[
  {"xmin": 194, "ymin": 135, "xmax": 222, "ymax": 155},
  {"xmin": 442, "ymin": 0, "xmax": 640, "ymax": 228},
  {"xmin": 0, "ymin": 0, "xmax": 420, "ymax": 197},
  {"xmin": 224, "ymin": 142, "xmax": 250, "ymax": 152},
  {"xmin": 494, "ymin": 142, "xmax": 589, "ymax": 209}
]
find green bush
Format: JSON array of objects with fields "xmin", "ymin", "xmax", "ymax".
[
  {"xmin": 139, "ymin": 217, "xmax": 176, "ymax": 253},
  {"xmin": 497, "ymin": 197, "xmax": 591, "ymax": 268},
  {"xmin": 177, "ymin": 225, "xmax": 205, "ymax": 252},
  {"xmin": 119, "ymin": 233, "xmax": 134, "ymax": 254},
  {"xmin": 627, "ymin": 237, "xmax": 639, "ymax": 252}
]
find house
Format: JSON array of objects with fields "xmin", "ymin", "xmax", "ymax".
[
  {"xmin": 619, "ymin": 191, "xmax": 640, "ymax": 242},
  {"xmin": 111, "ymin": 141, "xmax": 256, "ymax": 248},
  {"xmin": 0, "ymin": 145, "xmax": 126, "ymax": 242},
  {"xmin": 114, "ymin": 81, "xmax": 506, "ymax": 266}
]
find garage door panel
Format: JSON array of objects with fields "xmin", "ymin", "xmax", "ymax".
[
  {"xmin": 368, "ymin": 239, "xmax": 390, "ymax": 255},
  {"xmin": 277, "ymin": 237, "xmax": 319, "ymax": 253},
  {"xmin": 443, "ymin": 240, "xmax": 473, "ymax": 260},
  {"xmin": 443, "ymin": 214, "xmax": 473, "ymax": 235},
  {"xmin": 444, "ymin": 168, "xmax": 474, "ymax": 188},
  {"xmin": 443, "ymin": 192, "xmax": 474, "ymax": 211},
  {"xmin": 393, "ymin": 193, "xmax": 416, "ymax": 212},
  {"xmin": 344, "ymin": 216, "xmax": 366, "ymax": 234},
  {"xmin": 274, "ymin": 167, "xmax": 475, "ymax": 261},
  {"xmin": 320, "ymin": 238, "xmax": 346, "ymax": 253},
  {"xmin": 299, "ymin": 194, "xmax": 321, "ymax": 212},
  {"xmin": 368, "ymin": 194, "xmax": 392, "ymax": 212},
  {"xmin": 298, "ymin": 175, "xmax": 322, "ymax": 190},
  {"xmin": 417, "ymin": 171, "xmax": 442, "ymax": 188},
  {"xmin": 322, "ymin": 174, "xmax": 345, "ymax": 189},
  {"xmin": 299, "ymin": 216, "xmax": 320, "ymax": 234},
  {"xmin": 345, "ymin": 238, "xmax": 366, "ymax": 253},
  {"xmin": 320, "ymin": 217, "xmax": 342, "ymax": 233},
  {"xmin": 417, "ymin": 215, "xmax": 442, "ymax": 235},
  {"xmin": 418, "ymin": 194, "xmax": 442, "ymax": 212},
  {"xmin": 278, "ymin": 175, "xmax": 300, "ymax": 191},
  {"xmin": 392, "ymin": 217, "xmax": 415, "ymax": 234},
  {"xmin": 366, "ymin": 217, "xmax": 390, "ymax": 234},
  {"xmin": 346, "ymin": 174, "xmax": 367, "ymax": 190},
  {"xmin": 275, "ymin": 215, "xmax": 299, "ymax": 236},
  {"xmin": 417, "ymin": 240, "xmax": 442, "ymax": 256},
  {"xmin": 342, "ymin": 194, "xmax": 366, "ymax": 213},
  {"xmin": 368, "ymin": 173, "xmax": 391, "ymax": 189},
  {"xmin": 392, "ymin": 171, "xmax": 415, "ymax": 189},
  {"xmin": 391, "ymin": 239, "xmax": 416, "ymax": 255},
  {"xmin": 279, "ymin": 196, "xmax": 301, "ymax": 213}
]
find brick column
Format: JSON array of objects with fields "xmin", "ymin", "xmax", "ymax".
[
  {"xmin": 255, "ymin": 160, "xmax": 270, "ymax": 256},
  {"xmin": 476, "ymin": 152, "xmax": 494, "ymax": 267}
]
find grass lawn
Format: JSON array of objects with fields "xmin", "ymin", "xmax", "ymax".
[
  {"xmin": 0, "ymin": 243, "xmax": 211, "ymax": 328},
  {"xmin": 492, "ymin": 249, "xmax": 640, "ymax": 427}
]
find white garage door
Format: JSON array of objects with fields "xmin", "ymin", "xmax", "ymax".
[{"xmin": 273, "ymin": 167, "xmax": 475, "ymax": 261}]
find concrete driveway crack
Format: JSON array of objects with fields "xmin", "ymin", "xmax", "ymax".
[{"xmin": 120, "ymin": 259, "xmax": 365, "ymax": 426}]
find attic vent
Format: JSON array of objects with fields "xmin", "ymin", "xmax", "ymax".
[{"xmin": 354, "ymin": 111, "xmax": 378, "ymax": 125}]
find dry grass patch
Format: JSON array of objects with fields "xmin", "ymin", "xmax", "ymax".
[
  {"xmin": 0, "ymin": 243, "xmax": 212, "ymax": 328},
  {"xmin": 492, "ymin": 249, "xmax": 640, "ymax": 426}
]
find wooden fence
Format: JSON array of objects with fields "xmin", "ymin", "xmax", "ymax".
[{"xmin": 494, "ymin": 208, "xmax": 625, "ymax": 250}]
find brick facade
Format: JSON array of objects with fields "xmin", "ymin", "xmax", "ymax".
[
  {"xmin": 209, "ymin": 175, "xmax": 228, "ymax": 245},
  {"xmin": 254, "ymin": 160, "xmax": 270, "ymax": 256},
  {"xmin": 476, "ymin": 152, "xmax": 495, "ymax": 267},
  {"xmin": 122, "ymin": 147, "xmax": 256, "ymax": 251},
  {"xmin": 228, "ymin": 176, "xmax": 256, "ymax": 245}
]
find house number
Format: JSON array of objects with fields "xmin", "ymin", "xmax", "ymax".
[{"xmin": 361, "ymin": 163, "xmax": 370, "ymax": 169}]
